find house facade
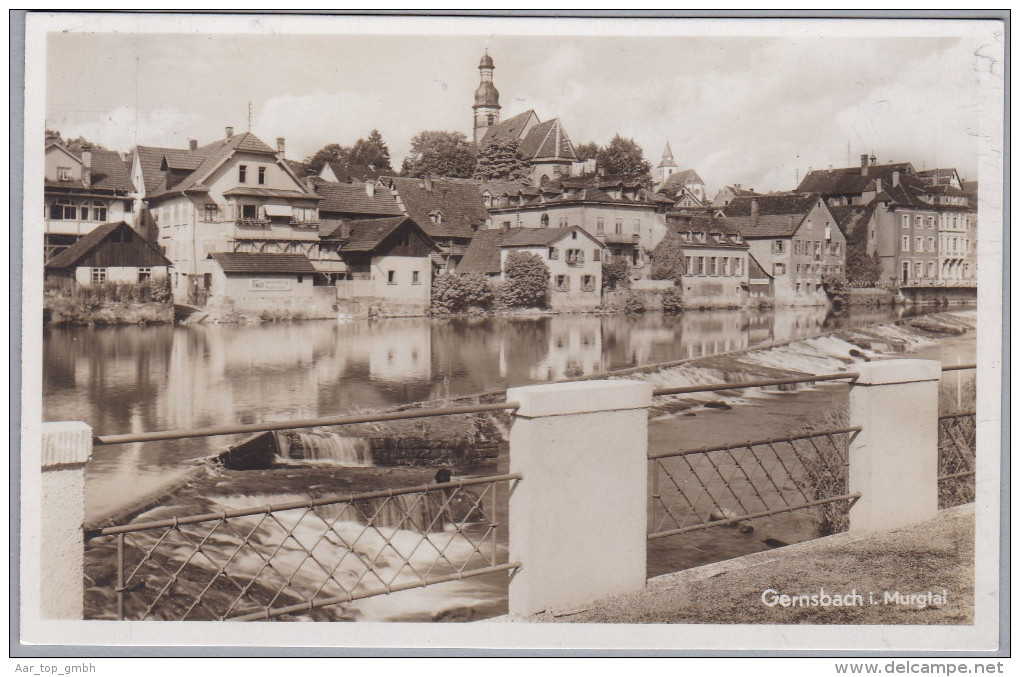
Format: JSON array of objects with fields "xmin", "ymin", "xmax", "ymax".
[
  {"xmin": 664, "ymin": 214, "xmax": 752, "ymax": 307},
  {"xmin": 135, "ymin": 129, "xmax": 322, "ymax": 304},
  {"xmin": 44, "ymin": 142, "xmax": 136, "ymax": 261},
  {"xmin": 206, "ymin": 252, "xmax": 334, "ymax": 318},
  {"xmin": 724, "ymin": 193, "xmax": 847, "ymax": 303},
  {"xmin": 44, "ymin": 221, "xmax": 171, "ymax": 289},
  {"xmin": 485, "ymin": 176, "xmax": 671, "ymax": 280}
]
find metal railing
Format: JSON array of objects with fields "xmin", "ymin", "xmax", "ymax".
[
  {"xmin": 938, "ymin": 411, "xmax": 976, "ymax": 508},
  {"xmin": 84, "ymin": 400, "xmax": 522, "ymax": 621},
  {"xmin": 648, "ymin": 428, "xmax": 859, "ymax": 540},
  {"xmin": 85, "ymin": 474, "xmax": 521, "ymax": 621}
]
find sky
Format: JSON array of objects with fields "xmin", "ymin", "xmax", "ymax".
[{"xmin": 43, "ymin": 18, "xmax": 987, "ymax": 194}]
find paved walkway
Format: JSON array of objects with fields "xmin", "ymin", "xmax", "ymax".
[{"xmin": 532, "ymin": 506, "xmax": 974, "ymax": 625}]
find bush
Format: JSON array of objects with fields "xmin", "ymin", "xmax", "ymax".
[
  {"xmin": 623, "ymin": 292, "xmax": 645, "ymax": 315},
  {"xmin": 846, "ymin": 246, "xmax": 882, "ymax": 287},
  {"xmin": 430, "ymin": 273, "xmax": 496, "ymax": 314},
  {"xmin": 499, "ymin": 251, "xmax": 549, "ymax": 308},
  {"xmin": 821, "ymin": 275, "xmax": 851, "ymax": 307},
  {"xmin": 660, "ymin": 287, "xmax": 685, "ymax": 314},
  {"xmin": 602, "ymin": 259, "xmax": 631, "ymax": 291}
]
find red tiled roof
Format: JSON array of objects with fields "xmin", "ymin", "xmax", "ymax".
[
  {"xmin": 316, "ymin": 181, "xmax": 402, "ymax": 216},
  {"xmin": 209, "ymin": 252, "xmax": 317, "ymax": 275}
]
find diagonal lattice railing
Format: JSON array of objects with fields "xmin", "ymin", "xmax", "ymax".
[
  {"xmin": 85, "ymin": 474, "xmax": 521, "ymax": 621},
  {"xmin": 648, "ymin": 428, "xmax": 860, "ymax": 540},
  {"xmin": 937, "ymin": 411, "xmax": 976, "ymax": 508}
]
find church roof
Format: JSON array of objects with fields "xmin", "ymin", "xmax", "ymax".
[
  {"xmin": 479, "ymin": 51, "xmax": 494, "ymax": 69},
  {"xmin": 480, "ymin": 111, "xmax": 577, "ymax": 162},
  {"xmin": 658, "ymin": 140, "xmax": 677, "ymax": 168}
]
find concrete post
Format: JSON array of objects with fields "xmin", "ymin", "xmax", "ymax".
[
  {"xmin": 506, "ymin": 379, "xmax": 652, "ymax": 618},
  {"xmin": 848, "ymin": 359, "xmax": 941, "ymax": 532},
  {"xmin": 40, "ymin": 421, "xmax": 93, "ymax": 619}
]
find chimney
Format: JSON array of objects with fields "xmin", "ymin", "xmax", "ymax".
[
  {"xmin": 365, "ymin": 180, "xmax": 375, "ymax": 197},
  {"xmin": 340, "ymin": 221, "xmax": 351, "ymax": 240},
  {"xmin": 189, "ymin": 139, "xmax": 198, "ymax": 152},
  {"xmin": 276, "ymin": 137, "xmax": 285, "ymax": 159},
  {"xmin": 734, "ymin": 183, "xmax": 741, "ymax": 190},
  {"xmin": 225, "ymin": 126, "xmax": 234, "ymax": 140},
  {"xmin": 860, "ymin": 154, "xmax": 869, "ymax": 176},
  {"xmin": 423, "ymin": 175, "xmax": 434, "ymax": 192},
  {"xmin": 750, "ymin": 197, "xmax": 759, "ymax": 227},
  {"xmin": 892, "ymin": 170, "xmax": 900, "ymax": 187},
  {"xmin": 81, "ymin": 149, "xmax": 92, "ymax": 188}
]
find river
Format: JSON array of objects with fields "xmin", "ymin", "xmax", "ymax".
[{"xmin": 43, "ymin": 304, "xmax": 956, "ymax": 522}]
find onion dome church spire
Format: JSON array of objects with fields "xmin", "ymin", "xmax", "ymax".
[{"xmin": 473, "ymin": 50, "xmax": 501, "ymax": 145}]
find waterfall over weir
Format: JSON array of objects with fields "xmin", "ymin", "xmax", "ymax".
[{"xmin": 278, "ymin": 431, "xmax": 374, "ymax": 467}]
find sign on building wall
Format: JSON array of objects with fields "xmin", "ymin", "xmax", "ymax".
[{"xmin": 249, "ymin": 278, "xmax": 292, "ymax": 291}]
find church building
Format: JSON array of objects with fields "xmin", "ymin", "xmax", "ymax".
[{"xmin": 472, "ymin": 52, "xmax": 579, "ymax": 186}]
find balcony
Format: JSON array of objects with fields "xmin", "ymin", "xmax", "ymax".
[
  {"xmin": 603, "ymin": 233, "xmax": 639, "ymax": 245},
  {"xmin": 566, "ymin": 256, "xmax": 586, "ymax": 267},
  {"xmin": 236, "ymin": 217, "xmax": 271, "ymax": 227}
]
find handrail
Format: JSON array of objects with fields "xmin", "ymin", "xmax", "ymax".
[
  {"xmin": 85, "ymin": 473, "xmax": 523, "ymax": 538},
  {"xmin": 651, "ymin": 371, "xmax": 859, "ymax": 397},
  {"xmin": 648, "ymin": 426, "xmax": 862, "ymax": 460},
  {"xmin": 92, "ymin": 401, "xmax": 520, "ymax": 446},
  {"xmin": 942, "ymin": 363, "xmax": 977, "ymax": 371}
]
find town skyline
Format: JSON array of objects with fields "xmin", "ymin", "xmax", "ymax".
[{"xmin": 45, "ymin": 21, "xmax": 984, "ymax": 193}]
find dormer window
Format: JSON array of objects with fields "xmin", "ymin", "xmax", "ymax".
[
  {"xmin": 57, "ymin": 167, "xmax": 71, "ymax": 181},
  {"xmin": 429, "ymin": 210, "xmax": 443, "ymax": 224},
  {"xmin": 239, "ymin": 165, "xmax": 247, "ymax": 183}
]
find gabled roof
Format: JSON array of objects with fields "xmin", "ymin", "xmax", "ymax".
[
  {"xmin": 502, "ymin": 226, "xmax": 603, "ymax": 248},
  {"xmin": 45, "ymin": 222, "xmax": 171, "ymax": 269},
  {"xmin": 209, "ymin": 252, "xmax": 317, "ymax": 275},
  {"xmin": 724, "ymin": 214, "xmax": 809, "ymax": 238},
  {"xmin": 479, "ymin": 181, "xmax": 530, "ymax": 196},
  {"xmin": 316, "ymin": 181, "xmax": 402, "ymax": 216},
  {"xmin": 666, "ymin": 214, "xmax": 743, "ymax": 237},
  {"xmin": 455, "ymin": 228, "xmax": 509, "ymax": 275},
  {"xmin": 46, "ymin": 145, "xmax": 135, "ymax": 193},
  {"xmin": 724, "ymin": 192, "xmax": 824, "ymax": 218},
  {"xmin": 659, "ymin": 168, "xmax": 705, "ymax": 193},
  {"xmin": 145, "ymin": 132, "xmax": 303, "ymax": 200},
  {"xmin": 917, "ymin": 168, "xmax": 960, "ymax": 186},
  {"xmin": 329, "ymin": 216, "xmax": 426, "ymax": 252},
  {"xmin": 480, "ymin": 110, "xmax": 577, "ymax": 162},
  {"xmin": 386, "ymin": 176, "xmax": 489, "ymax": 239},
  {"xmin": 747, "ymin": 252, "xmax": 773, "ymax": 282},
  {"xmin": 796, "ymin": 162, "xmax": 916, "ymax": 197},
  {"xmin": 322, "ymin": 161, "xmax": 388, "ymax": 183},
  {"xmin": 480, "ymin": 110, "xmax": 538, "ymax": 147}
]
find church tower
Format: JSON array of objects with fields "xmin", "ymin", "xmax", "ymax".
[
  {"xmin": 656, "ymin": 140, "xmax": 679, "ymax": 186},
  {"xmin": 473, "ymin": 51, "xmax": 501, "ymax": 145}
]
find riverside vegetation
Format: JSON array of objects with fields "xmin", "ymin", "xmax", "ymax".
[{"xmin": 44, "ymin": 277, "xmax": 174, "ymax": 326}]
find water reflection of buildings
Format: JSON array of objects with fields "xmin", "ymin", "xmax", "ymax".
[{"xmin": 529, "ymin": 317, "xmax": 603, "ymax": 381}]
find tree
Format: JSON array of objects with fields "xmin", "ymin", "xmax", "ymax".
[
  {"xmin": 596, "ymin": 134, "xmax": 652, "ymax": 182},
  {"xmin": 474, "ymin": 137, "xmax": 530, "ymax": 182},
  {"xmin": 401, "ymin": 130, "xmax": 477, "ymax": 179},
  {"xmin": 349, "ymin": 129, "xmax": 392, "ymax": 170},
  {"xmin": 846, "ymin": 246, "xmax": 882, "ymax": 287},
  {"xmin": 574, "ymin": 141, "xmax": 600, "ymax": 163},
  {"xmin": 499, "ymin": 251, "xmax": 549, "ymax": 308},
  {"xmin": 305, "ymin": 143, "xmax": 351, "ymax": 175},
  {"xmin": 649, "ymin": 232, "xmax": 686, "ymax": 284},
  {"xmin": 602, "ymin": 259, "xmax": 631, "ymax": 291},
  {"xmin": 45, "ymin": 129, "xmax": 102, "ymax": 152}
]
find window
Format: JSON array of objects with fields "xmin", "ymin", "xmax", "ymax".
[
  {"xmin": 500, "ymin": 220, "xmax": 511, "ymax": 230},
  {"xmin": 927, "ymin": 217, "xmax": 935, "ymax": 228},
  {"xmin": 927, "ymin": 262, "xmax": 935, "ymax": 278},
  {"xmin": 387, "ymin": 270, "xmax": 396, "ymax": 285},
  {"xmin": 734, "ymin": 258, "xmax": 742, "ymax": 276},
  {"xmin": 695, "ymin": 257, "xmax": 704, "ymax": 275},
  {"xmin": 91, "ymin": 268, "xmax": 107, "ymax": 284},
  {"xmin": 566, "ymin": 248, "xmax": 584, "ymax": 264},
  {"xmin": 773, "ymin": 263, "xmax": 786, "ymax": 276},
  {"xmin": 57, "ymin": 167, "xmax": 71, "ymax": 181},
  {"xmin": 902, "ymin": 235, "xmax": 910, "ymax": 251},
  {"xmin": 596, "ymin": 217, "xmax": 605, "ymax": 234},
  {"xmin": 412, "ymin": 271, "xmax": 421, "ymax": 285},
  {"xmin": 238, "ymin": 165, "xmax": 247, "ymax": 183},
  {"xmin": 615, "ymin": 219, "xmax": 623, "ymax": 234},
  {"xmin": 796, "ymin": 264, "xmax": 802, "ymax": 275},
  {"xmin": 571, "ymin": 231, "xmax": 578, "ymax": 240},
  {"xmin": 685, "ymin": 256, "xmax": 692, "ymax": 273},
  {"xmin": 548, "ymin": 247, "xmax": 559, "ymax": 260},
  {"xmin": 581, "ymin": 275, "xmax": 595, "ymax": 292},
  {"xmin": 258, "ymin": 167, "xmax": 266, "ymax": 185},
  {"xmin": 49, "ymin": 198, "xmax": 77, "ymax": 220},
  {"xmin": 297, "ymin": 274, "xmax": 304, "ymax": 284},
  {"xmin": 794, "ymin": 239, "xmax": 802, "ymax": 255},
  {"xmin": 203, "ymin": 273, "xmax": 211, "ymax": 289},
  {"xmin": 555, "ymin": 274, "xmax": 569, "ymax": 291},
  {"xmin": 902, "ymin": 215, "xmax": 909, "ymax": 229},
  {"xmin": 559, "ymin": 216, "xmax": 568, "ymax": 228},
  {"xmin": 708, "ymin": 257, "xmax": 718, "ymax": 275},
  {"xmin": 241, "ymin": 204, "xmax": 258, "ymax": 220},
  {"xmin": 632, "ymin": 219, "xmax": 641, "ymax": 233},
  {"xmin": 805, "ymin": 219, "xmax": 813, "ymax": 232},
  {"xmin": 835, "ymin": 243, "xmax": 842, "ymax": 256},
  {"xmin": 772, "ymin": 239, "xmax": 786, "ymax": 254},
  {"xmin": 916, "ymin": 237, "xmax": 923, "ymax": 251},
  {"xmin": 110, "ymin": 228, "xmax": 133, "ymax": 243},
  {"xmin": 204, "ymin": 204, "xmax": 218, "ymax": 221},
  {"xmin": 927, "ymin": 237, "xmax": 935, "ymax": 252},
  {"xmin": 915, "ymin": 262, "xmax": 923, "ymax": 277},
  {"xmin": 593, "ymin": 250, "xmax": 601, "ymax": 262},
  {"xmin": 138, "ymin": 268, "xmax": 152, "ymax": 283},
  {"xmin": 487, "ymin": 114, "xmax": 495, "ymax": 125},
  {"xmin": 722, "ymin": 257, "xmax": 731, "ymax": 275},
  {"xmin": 915, "ymin": 216, "xmax": 923, "ymax": 227},
  {"xmin": 540, "ymin": 213, "xmax": 549, "ymax": 226}
]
